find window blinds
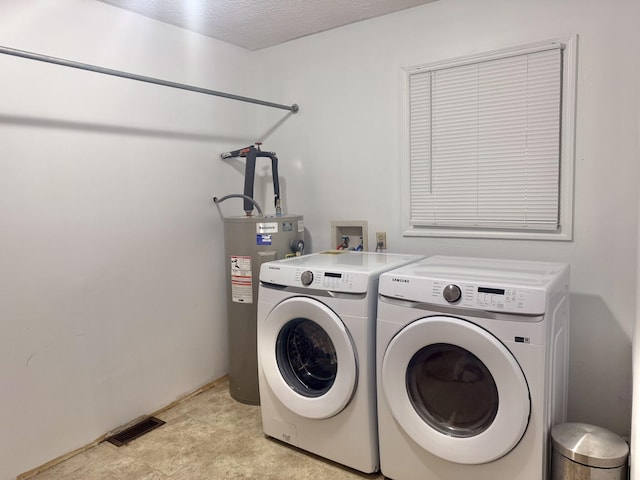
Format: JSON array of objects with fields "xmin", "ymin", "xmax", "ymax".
[{"xmin": 409, "ymin": 46, "xmax": 562, "ymax": 231}]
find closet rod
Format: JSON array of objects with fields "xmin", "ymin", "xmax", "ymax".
[{"xmin": 0, "ymin": 45, "xmax": 299, "ymax": 113}]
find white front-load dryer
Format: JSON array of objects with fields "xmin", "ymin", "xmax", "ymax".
[
  {"xmin": 257, "ymin": 251, "xmax": 423, "ymax": 473},
  {"xmin": 376, "ymin": 256, "xmax": 570, "ymax": 480}
]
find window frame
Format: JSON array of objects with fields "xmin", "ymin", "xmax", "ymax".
[{"xmin": 400, "ymin": 36, "xmax": 577, "ymax": 241}]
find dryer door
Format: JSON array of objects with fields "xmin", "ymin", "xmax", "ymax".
[
  {"xmin": 382, "ymin": 316, "xmax": 530, "ymax": 464},
  {"xmin": 259, "ymin": 296, "xmax": 357, "ymax": 419}
]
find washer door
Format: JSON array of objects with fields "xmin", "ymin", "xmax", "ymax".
[
  {"xmin": 259, "ymin": 296, "xmax": 357, "ymax": 419},
  {"xmin": 382, "ymin": 316, "xmax": 530, "ymax": 464}
]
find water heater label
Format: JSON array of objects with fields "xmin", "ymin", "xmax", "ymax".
[
  {"xmin": 298, "ymin": 220, "xmax": 304, "ymax": 232},
  {"xmin": 230, "ymin": 255, "xmax": 253, "ymax": 303},
  {"xmin": 257, "ymin": 234, "xmax": 273, "ymax": 245},
  {"xmin": 256, "ymin": 222, "xmax": 278, "ymax": 234}
]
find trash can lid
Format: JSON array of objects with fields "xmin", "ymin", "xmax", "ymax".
[{"xmin": 551, "ymin": 423, "xmax": 629, "ymax": 468}]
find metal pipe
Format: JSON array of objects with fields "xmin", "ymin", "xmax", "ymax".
[{"xmin": 0, "ymin": 45, "xmax": 299, "ymax": 113}]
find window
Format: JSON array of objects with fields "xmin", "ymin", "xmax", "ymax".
[{"xmin": 402, "ymin": 38, "xmax": 576, "ymax": 240}]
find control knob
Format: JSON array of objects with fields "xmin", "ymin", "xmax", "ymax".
[
  {"xmin": 443, "ymin": 284, "xmax": 462, "ymax": 303},
  {"xmin": 301, "ymin": 270, "xmax": 314, "ymax": 286}
]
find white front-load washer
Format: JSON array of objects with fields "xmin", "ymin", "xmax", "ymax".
[
  {"xmin": 376, "ymin": 256, "xmax": 570, "ymax": 480},
  {"xmin": 257, "ymin": 251, "xmax": 423, "ymax": 473}
]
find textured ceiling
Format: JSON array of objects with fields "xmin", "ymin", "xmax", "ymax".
[{"xmin": 97, "ymin": 0, "xmax": 437, "ymax": 51}]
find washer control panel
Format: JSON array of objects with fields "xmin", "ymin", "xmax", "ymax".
[
  {"xmin": 261, "ymin": 265, "xmax": 368, "ymax": 293},
  {"xmin": 294, "ymin": 269, "xmax": 367, "ymax": 292}
]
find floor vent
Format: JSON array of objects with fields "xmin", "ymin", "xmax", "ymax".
[{"xmin": 105, "ymin": 417, "xmax": 166, "ymax": 447}]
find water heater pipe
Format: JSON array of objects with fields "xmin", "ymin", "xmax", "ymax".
[
  {"xmin": 220, "ymin": 144, "xmax": 281, "ymax": 216},
  {"xmin": 213, "ymin": 194, "xmax": 264, "ymax": 216}
]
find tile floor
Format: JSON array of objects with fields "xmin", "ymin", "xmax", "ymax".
[{"xmin": 27, "ymin": 379, "xmax": 384, "ymax": 479}]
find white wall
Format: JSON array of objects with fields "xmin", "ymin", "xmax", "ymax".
[
  {"xmin": 254, "ymin": 0, "xmax": 640, "ymax": 440},
  {"xmin": 0, "ymin": 1, "xmax": 265, "ymax": 479}
]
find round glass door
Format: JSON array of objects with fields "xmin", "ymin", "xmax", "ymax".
[
  {"xmin": 382, "ymin": 316, "xmax": 530, "ymax": 464},
  {"xmin": 276, "ymin": 318, "xmax": 337, "ymax": 397},
  {"xmin": 259, "ymin": 296, "xmax": 357, "ymax": 419},
  {"xmin": 407, "ymin": 343, "xmax": 499, "ymax": 438}
]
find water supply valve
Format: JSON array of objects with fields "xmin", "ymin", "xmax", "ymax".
[{"xmin": 290, "ymin": 239, "xmax": 305, "ymax": 256}]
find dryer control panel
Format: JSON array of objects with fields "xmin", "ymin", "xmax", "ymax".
[
  {"xmin": 378, "ymin": 255, "xmax": 569, "ymax": 316},
  {"xmin": 436, "ymin": 281, "xmax": 544, "ymax": 314},
  {"xmin": 381, "ymin": 276, "xmax": 547, "ymax": 315}
]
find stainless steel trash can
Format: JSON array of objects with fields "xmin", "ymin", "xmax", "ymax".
[{"xmin": 551, "ymin": 423, "xmax": 629, "ymax": 479}]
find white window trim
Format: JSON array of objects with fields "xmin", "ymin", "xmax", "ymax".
[{"xmin": 401, "ymin": 35, "xmax": 577, "ymax": 241}]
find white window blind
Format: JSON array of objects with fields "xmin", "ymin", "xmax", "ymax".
[{"xmin": 408, "ymin": 46, "xmax": 563, "ymax": 231}]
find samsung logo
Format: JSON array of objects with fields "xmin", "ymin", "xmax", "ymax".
[
  {"xmin": 391, "ymin": 278, "xmax": 409, "ymax": 283},
  {"xmin": 267, "ymin": 266, "xmax": 281, "ymax": 270}
]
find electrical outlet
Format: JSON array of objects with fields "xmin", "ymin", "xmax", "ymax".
[{"xmin": 376, "ymin": 232, "xmax": 387, "ymax": 250}]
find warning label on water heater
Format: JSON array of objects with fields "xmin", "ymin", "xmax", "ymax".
[{"xmin": 230, "ymin": 255, "xmax": 253, "ymax": 304}]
